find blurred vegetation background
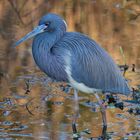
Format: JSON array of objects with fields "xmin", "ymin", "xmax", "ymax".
[{"xmin": 0, "ymin": 0, "xmax": 140, "ymax": 78}]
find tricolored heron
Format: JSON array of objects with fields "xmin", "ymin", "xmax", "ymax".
[{"xmin": 14, "ymin": 13, "xmax": 131, "ymax": 128}]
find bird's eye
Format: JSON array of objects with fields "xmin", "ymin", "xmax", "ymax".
[{"xmin": 45, "ymin": 22, "xmax": 50, "ymax": 26}]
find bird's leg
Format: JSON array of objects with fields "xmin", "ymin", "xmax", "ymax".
[
  {"xmin": 94, "ymin": 93, "xmax": 107, "ymax": 127},
  {"xmin": 72, "ymin": 89, "xmax": 79, "ymax": 133},
  {"xmin": 101, "ymin": 125, "xmax": 107, "ymax": 139}
]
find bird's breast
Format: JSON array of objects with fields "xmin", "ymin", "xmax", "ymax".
[{"xmin": 32, "ymin": 46, "xmax": 68, "ymax": 82}]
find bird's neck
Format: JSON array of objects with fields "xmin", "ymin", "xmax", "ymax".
[{"xmin": 33, "ymin": 29, "xmax": 65, "ymax": 51}]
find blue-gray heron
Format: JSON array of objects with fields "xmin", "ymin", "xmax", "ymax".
[{"xmin": 14, "ymin": 13, "xmax": 131, "ymax": 128}]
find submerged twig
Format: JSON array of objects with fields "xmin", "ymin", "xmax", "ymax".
[
  {"xmin": 119, "ymin": 46, "xmax": 126, "ymax": 65},
  {"xmin": 25, "ymin": 79, "xmax": 31, "ymax": 94},
  {"xmin": 119, "ymin": 46, "xmax": 129, "ymax": 76},
  {"xmin": 25, "ymin": 98, "xmax": 34, "ymax": 116},
  {"xmin": 25, "ymin": 104, "xmax": 34, "ymax": 116},
  {"xmin": 132, "ymin": 64, "xmax": 136, "ymax": 72}
]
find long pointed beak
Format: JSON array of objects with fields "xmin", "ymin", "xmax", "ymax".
[{"xmin": 13, "ymin": 24, "xmax": 47, "ymax": 47}]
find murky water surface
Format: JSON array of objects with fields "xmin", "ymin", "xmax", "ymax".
[{"xmin": 0, "ymin": 0, "xmax": 140, "ymax": 140}]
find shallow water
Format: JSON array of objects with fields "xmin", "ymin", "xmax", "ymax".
[
  {"xmin": 0, "ymin": 70, "xmax": 140, "ymax": 140},
  {"xmin": 0, "ymin": 0, "xmax": 140, "ymax": 140}
]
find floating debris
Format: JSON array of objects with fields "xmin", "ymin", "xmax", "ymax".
[
  {"xmin": 114, "ymin": 102, "xmax": 124, "ymax": 110},
  {"xmin": 116, "ymin": 113, "xmax": 128, "ymax": 119},
  {"xmin": 126, "ymin": 131, "xmax": 137, "ymax": 136},
  {"xmin": 0, "ymin": 121, "xmax": 14, "ymax": 126},
  {"xmin": 73, "ymin": 133, "xmax": 81, "ymax": 139},
  {"xmin": 82, "ymin": 129, "xmax": 91, "ymax": 135},
  {"xmin": 2, "ymin": 98, "xmax": 14, "ymax": 106},
  {"xmin": 51, "ymin": 101, "xmax": 64, "ymax": 105},
  {"xmin": 72, "ymin": 128, "xmax": 91, "ymax": 139},
  {"xmin": 132, "ymin": 87, "xmax": 140, "ymax": 103},
  {"xmin": 127, "ymin": 107, "xmax": 140, "ymax": 115},
  {"xmin": 106, "ymin": 94, "xmax": 117, "ymax": 104},
  {"xmin": 59, "ymin": 84, "xmax": 72, "ymax": 93},
  {"xmin": 8, "ymin": 132, "xmax": 32, "ymax": 137},
  {"xmin": 125, "ymin": 131, "xmax": 140, "ymax": 139},
  {"xmin": 2, "ymin": 110, "xmax": 11, "ymax": 116},
  {"xmin": 9, "ymin": 125, "xmax": 28, "ymax": 131},
  {"xmin": 106, "ymin": 94, "xmax": 124, "ymax": 110}
]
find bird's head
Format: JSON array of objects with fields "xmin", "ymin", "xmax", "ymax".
[
  {"xmin": 39, "ymin": 13, "xmax": 67, "ymax": 32},
  {"xmin": 13, "ymin": 13, "xmax": 67, "ymax": 47}
]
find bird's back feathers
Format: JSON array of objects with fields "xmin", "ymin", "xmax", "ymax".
[{"xmin": 54, "ymin": 32, "xmax": 131, "ymax": 95}]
